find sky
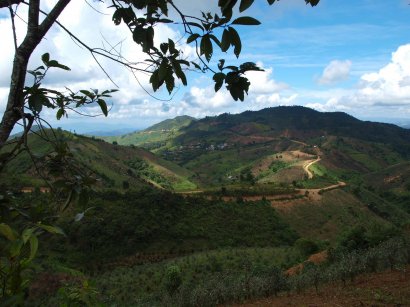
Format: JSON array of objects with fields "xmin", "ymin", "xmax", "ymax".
[{"xmin": 1, "ymin": 0, "xmax": 410, "ymax": 133}]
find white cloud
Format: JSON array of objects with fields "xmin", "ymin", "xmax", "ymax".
[
  {"xmin": 179, "ymin": 63, "xmax": 295, "ymax": 115},
  {"xmin": 0, "ymin": 1, "xmax": 197, "ymax": 116},
  {"xmin": 306, "ymin": 44, "xmax": 410, "ymax": 116},
  {"xmin": 318, "ymin": 60, "xmax": 352, "ymax": 85},
  {"xmin": 306, "ymin": 98, "xmax": 350, "ymax": 112},
  {"xmin": 245, "ymin": 63, "xmax": 289, "ymax": 94}
]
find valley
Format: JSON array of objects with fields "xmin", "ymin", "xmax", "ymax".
[{"xmin": 1, "ymin": 106, "xmax": 410, "ymax": 306}]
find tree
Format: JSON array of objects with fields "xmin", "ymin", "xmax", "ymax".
[{"xmin": 0, "ymin": 0, "xmax": 320, "ymax": 170}]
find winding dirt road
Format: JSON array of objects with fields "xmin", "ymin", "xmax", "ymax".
[{"xmin": 303, "ymin": 156, "xmax": 321, "ymax": 179}]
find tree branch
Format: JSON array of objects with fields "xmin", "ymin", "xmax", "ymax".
[
  {"xmin": 38, "ymin": 0, "xmax": 70, "ymax": 37},
  {"xmin": 7, "ymin": 3, "xmax": 18, "ymax": 51},
  {"xmin": 0, "ymin": 0, "xmax": 22, "ymax": 9},
  {"xmin": 27, "ymin": 0, "xmax": 39, "ymax": 33}
]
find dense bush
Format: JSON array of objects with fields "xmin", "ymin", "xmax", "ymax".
[{"xmin": 58, "ymin": 190, "xmax": 297, "ymax": 266}]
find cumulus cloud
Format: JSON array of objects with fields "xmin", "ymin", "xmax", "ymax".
[
  {"xmin": 0, "ymin": 1, "xmax": 197, "ymax": 115},
  {"xmin": 306, "ymin": 44, "xmax": 410, "ymax": 116},
  {"xmin": 318, "ymin": 60, "xmax": 352, "ymax": 85},
  {"xmin": 306, "ymin": 98, "xmax": 350, "ymax": 112},
  {"xmin": 353, "ymin": 44, "xmax": 410, "ymax": 106},
  {"xmin": 178, "ymin": 63, "xmax": 295, "ymax": 116}
]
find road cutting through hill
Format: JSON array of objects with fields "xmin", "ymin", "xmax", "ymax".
[{"xmin": 303, "ymin": 156, "xmax": 321, "ymax": 179}]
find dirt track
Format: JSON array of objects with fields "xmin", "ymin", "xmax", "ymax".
[{"xmin": 303, "ymin": 156, "xmax": 321, "ymax": 179}]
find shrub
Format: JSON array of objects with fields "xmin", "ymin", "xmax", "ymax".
[{"xmin": 164, "ymin": 265, "xmax": 182, "ymax": 296}]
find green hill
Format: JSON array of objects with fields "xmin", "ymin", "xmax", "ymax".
[
  {"xmin": 0, "ymin": 130, "xmax": 197, "ymax": 192},
  {"xmin": 132, "ymin": 107, "xmax": 408, "ymax": 189},
  {"xmin": 101, "ymin": 115, "xmax": 196, "ymax": 150}
]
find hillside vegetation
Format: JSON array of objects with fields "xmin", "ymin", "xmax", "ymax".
[
  {"xmin": 2, "ymin": 106, "xmax": 410, "ymax": 306},
  {"xmin": 1, "ymin": 129, "xmax": 197, "ymax": 192}
]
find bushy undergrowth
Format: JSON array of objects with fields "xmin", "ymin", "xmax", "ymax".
[
  {"xmin": 34, "ymin": 236, "xmax": 410, "ymax": 306},
  {"xmin": 54, "ymin": 189, "xmax": 297, "ymax": 267}
]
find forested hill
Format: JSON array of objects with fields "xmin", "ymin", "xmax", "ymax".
[{"xmin": 174, "ymin": 106, "xmax": 410, "ymax": 156}]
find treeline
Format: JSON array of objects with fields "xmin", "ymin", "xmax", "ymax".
[{"xmin": 203, "ymin": 184, "xmax": 296, "ymax": 197}]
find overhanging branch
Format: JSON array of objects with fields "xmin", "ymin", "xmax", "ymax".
[{"xmin": 0, "ymin": 0, "xmax": 22, "ymax": 9}]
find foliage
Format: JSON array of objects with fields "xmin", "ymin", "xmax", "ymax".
[
  {"xmin": 0, "ymin": 193, "xmax": 65, "ymax": 304},
  {"xmin": 56, "ymin": 279, "xmax": 101, "ymax": 307},
  {"xmin": 164, "ymin": 265, "xmax": 182, "ymax": 295},
  {"xmin": 59, "ymin": 189, "xmax": 297, "ymax": 265},
  {"xmin": 36, "ymin": 236, "xmax": 408, "ymax": 306}
]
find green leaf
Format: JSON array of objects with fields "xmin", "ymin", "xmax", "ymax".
[
  {"xmin": 165, "ymin": 74, "xmax": 175, "ymax": 94},
  {"xmin": 239, "ymin": 0, "xmax": 254, "ymax": 12},
  {"xmin": 239, "ymin": 62, "xmax": 263, "ymax": 72},
  {"xmin": 37, "ymin": 224, "xmax": 66, "ymax": 236},
  {"xmin": 200, "ymin": 35, "xmax": 213, "ymax": 62},
  {"xmin": 28, "ymin": 93, "xmax": 44, "ymax": 113},
  {"xmin": 231, "ymin": 16, "xmax": 261, "ymax": 25},
  {"xmin": 209, "ymin": 34, "xmax": 221, "ymax": 48},
  {"xmin": 168, "ymin": 39, "xmax": 176, "ymax": 53},
  {"xmin": 150, "ymin": 70, "xmax": 160, "ymax": 92},
  {"xmin": 213, "ymin": 72, "xmax": 226, "ymax": 92},
  {"xmin": 172, "ymin": 60, "xmax": 187, "ymax": 86},
  {"xmin": 112, "ymin": 7, "xmax": 135, "ymax": 25},
  {"xmin": 56, "ymin": 108, "xmax": 65, "ymax": 120},
  {"xmin": 187, "ymin": 33, "xmax": 200, "ymax": 44},
  {"xmin": 10, "ymin": 239, "xmax": 23, "ymax": 257},
  {"xmin": 267, "ymin": 0, "xmax": 276, "ymax": 4},
  {"xmin": 228, "ymin": 27, "xmax": 242, "ymax": 57},
  {"xmin": 160, "ymin": 43, "xmax": 168, "ymax": 54},
  {"xmin": 306, "ymin": 0, "xmax": 320, "ymax": 6},
  {"xmin": 22, "ymin": 228, "xmax": 34, "ymax": 244},
  {"xmin": 158, "ymin": 59, "xmax": 169, "ymax": 81},
  {"xmin": 28, "ymin": 235, "xmax": 38, "ymax": 261},
  {"xmin": 97, "ymin": 99, "xmax": 108, "ymax": 116},
  {"xmin": 145, "ymin": 26, "xmax": 155, "ymax": 52},
  {"xmin": 47, "ymin": 60, "xmax": 70, "ymax": 70},
  {"xmin": 221, "ymin": 29, "xmax": 231, "ymax": 52},
  {"xmin": 0, "ymin": 223, "xmax": 17, "ymax": 241},
  {"xmin": 41, "ymin": 53, "xmax": 50, "ymax": 65},
  {"xmin": 133, "ymin": 26, "xmax": 145, "ymax": 44}
]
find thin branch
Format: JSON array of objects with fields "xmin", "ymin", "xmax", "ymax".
[
  {"xmin": 84, "ymin": 0, "xmax": 108, "ymax": 15},
  {"xmin": 90, "ymin": 52, "xmax": 119, "ymax": 88},
  {"xmin": 7, "ymin": 1, "xmax": 18, "ymax": 50}
]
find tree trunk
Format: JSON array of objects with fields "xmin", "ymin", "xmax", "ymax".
[{"xmin": 0, "ymin": 0, "xmax": 71, "ymax": 150}]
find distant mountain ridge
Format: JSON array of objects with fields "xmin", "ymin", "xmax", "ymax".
[
  {"xmin": 173, "ymin": 106, "xmax": 410, "ymax": 155},
  {"xmin": 101, "ymin": 115, "xmax": 196, "ymax": 148},
  {"xmin": 145, "ymin": 115, "xmax": 196, "ymax": 131}
]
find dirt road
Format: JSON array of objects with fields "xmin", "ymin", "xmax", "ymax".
[{"xmin": 303, "ymin": 156, "xmax": 321, "ymax": 179}]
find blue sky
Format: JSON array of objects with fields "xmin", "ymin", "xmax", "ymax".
[{"xmin": 1, "ymin": 0, "xmax": 410, "ymax": 133}]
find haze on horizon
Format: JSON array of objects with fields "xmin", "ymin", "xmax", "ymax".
[{"xmin": 1, "ymin": 0, "xmax": 410, "ymax": 134}]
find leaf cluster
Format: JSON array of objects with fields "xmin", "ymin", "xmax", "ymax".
[{"xmin": 110, "ymin": 0, "xmax": 320, "ymax": 100}]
